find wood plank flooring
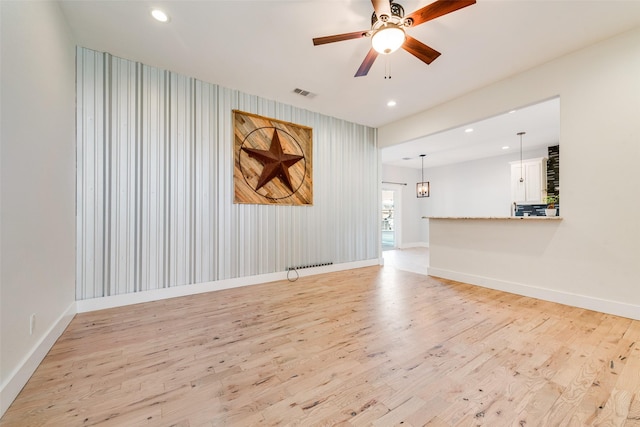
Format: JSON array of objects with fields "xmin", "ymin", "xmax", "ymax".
[{"xmin": 2, "ymin": 250, "xmax": 640, "ymax": 426}]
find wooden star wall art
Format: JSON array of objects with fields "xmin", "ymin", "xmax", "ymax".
[{"xmin": 233, "ymin": 110, "xmax": 313, "ymax": 205}]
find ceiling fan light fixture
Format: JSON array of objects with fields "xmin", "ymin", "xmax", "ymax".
[
  {"xmin": 312, "ymin": 0, "xmax": 475, "ymax": 77},
  {"xmin": 371, "ymin": 24, "xmax": 405, "ymax": 54}
]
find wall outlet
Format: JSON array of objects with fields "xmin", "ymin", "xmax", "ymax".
[{"xmin": 29, "ymin": 313, "xmax": 36, "ymax": 335}]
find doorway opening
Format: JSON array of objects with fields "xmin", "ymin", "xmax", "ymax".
[{"xmin": 382, "ymin": 190, "xmax": 395, "ymax": 250}]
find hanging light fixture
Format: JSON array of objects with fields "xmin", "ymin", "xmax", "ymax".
[
  {"xmin": 370, "ymin": 2, "xmax": 406, "ymax": 55},
  {"xmin": 371, "ymin": 23, "xmax": 406, "ymax": 54},
  {"xmin": 416, "ymin": 154, "xmax": 429, "ymax": 198},
  {"xmin": 517, "ymin": 132, "xmax": 525, "ymax": 183}
]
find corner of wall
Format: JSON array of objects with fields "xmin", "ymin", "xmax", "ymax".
[{"xmin": 0, "ymin": 302, "xmax": 76, "ymax": 417}]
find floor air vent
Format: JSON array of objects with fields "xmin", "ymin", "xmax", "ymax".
[
  {"xmin": 286, "ymin": 262, "xmax": 332, "ymax": 282},
  {"xmin": 287, "ymin": 262, "xmax": 333, "ymax": 271}
]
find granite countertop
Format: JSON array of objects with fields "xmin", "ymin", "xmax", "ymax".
[{"xmin": 422, "ymin": 216, "xmax": 563, "ymax": 220}]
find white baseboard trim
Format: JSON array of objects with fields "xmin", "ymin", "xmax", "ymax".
[
  {"xmin": 77, "ymin": 258, "xmax": 380, "ymax": 313},
  {"xmin": 398, "ymin": 242, "xmax": 429, "ymax": 249},
  {"xmin": 427, "ymin": 267, "xmax": 640, "ymax": 321},
  {"xmin": 0, "ymin": 302, "xmax": 77, "ymax": 417}
]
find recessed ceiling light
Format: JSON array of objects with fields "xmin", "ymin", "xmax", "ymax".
[
  {"xmin": 151, "ymin": 9, "xmax": 169, "ymax": 22},
  {"xmin": 387, "ymin": 100, "xmax": 397, "ymax": 107},
  {"xmin": 502, "ymin": 146, "xmax": 510, "ymax": 150},
  {"xmin": 465, "ymin": 128, "xmax": 474, "ymax": 133}
]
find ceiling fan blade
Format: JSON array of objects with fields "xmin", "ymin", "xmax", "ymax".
[
  {"xmin": 313, "ymin": 30, "xmax": 368, "ymax": 46},
  {"xmin": 355, "ymin": 48, "xmax": 379, "ymax": 77},
  {"xmin": 371, "ymin": 0, "xmax": 392, "ymax": 20},
  {"xmin": 405, "ymin": 0, "xmax": 475, "ymax": 27},
  {"xmin": 402, "ymin": 35, "xmax": 441, "ymax": 65}
]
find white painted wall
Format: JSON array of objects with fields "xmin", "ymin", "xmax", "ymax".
[
  {"xmin": 0, "ymin": 1, "xmax": 76, "ymax": 415},
  {"xmin": 380, "ymin": 27, "xmax": 640, "ymax": 317},
  {"xmin": 424, "ymin": 147, "xmax": 549, "ymax": 218}
]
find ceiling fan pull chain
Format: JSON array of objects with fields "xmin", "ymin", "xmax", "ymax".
[{"xmin": 384, "ymin": 56, "xmax": 392, "ymax": 79}]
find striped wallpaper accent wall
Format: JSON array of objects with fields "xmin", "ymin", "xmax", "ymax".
[{"xmin": 76, "ymin": 47, "xmax": 379, "ymax": 300}]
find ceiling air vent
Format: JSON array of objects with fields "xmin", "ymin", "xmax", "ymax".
[{"xmin": 293, "ymin": 88, "xmax": 316, "ymax": 98}]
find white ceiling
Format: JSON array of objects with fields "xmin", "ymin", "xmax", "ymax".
[
  {"xmin": 59, "ymin": 0, "xmax": 640, "ymax": 166},
  {"xmin": 382, "ymin": 96, "xmax": 560, "ymax": 169}
]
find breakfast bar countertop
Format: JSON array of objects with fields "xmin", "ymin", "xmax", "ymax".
[{"xmin": 423, "ymin": 216, "xmax": 563, "ymax": 220}]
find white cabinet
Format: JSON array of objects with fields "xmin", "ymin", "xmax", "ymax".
[{"xmin": 510, "ymin": 157, "xmax": 547, "ymax": 203}]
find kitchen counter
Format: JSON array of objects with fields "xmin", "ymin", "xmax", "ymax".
[
  {"xmin": 423, "ymin": 216, "xmax": 562, "ymax": 220},
  {"xmin": 426, "ymin": 215, "xmax": 564, "ymax": 303}
]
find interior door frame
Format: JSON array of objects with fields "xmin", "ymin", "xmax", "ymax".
[{"xmin": 381, "ymin": 184, "xmax": 403, "ymax": 249}]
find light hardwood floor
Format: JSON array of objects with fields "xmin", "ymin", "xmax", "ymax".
[
  {"xmin": 2, "ymin": 248, "xmax": 640, "ymax": 426},
  {"xmin": 382, "ymin": 247, "xmax": 429, "ymax": 276}
]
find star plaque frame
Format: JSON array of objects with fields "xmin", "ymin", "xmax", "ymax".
[{"xmin": 233, "ymin": 110, "xmax": 313, "ymax": 205}]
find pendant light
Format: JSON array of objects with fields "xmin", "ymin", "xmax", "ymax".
[
  {"xmin": 416, "ymin": 154, "xmax": 430, "ymax": 198},
  {"xmin": 517, "ymin": 132, "xmax": 525, "ymax": 183}
]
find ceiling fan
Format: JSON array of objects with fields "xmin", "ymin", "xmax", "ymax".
[{"xmin": 312, "ymin": 0, "xmax": 476, "ymax": 77}]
